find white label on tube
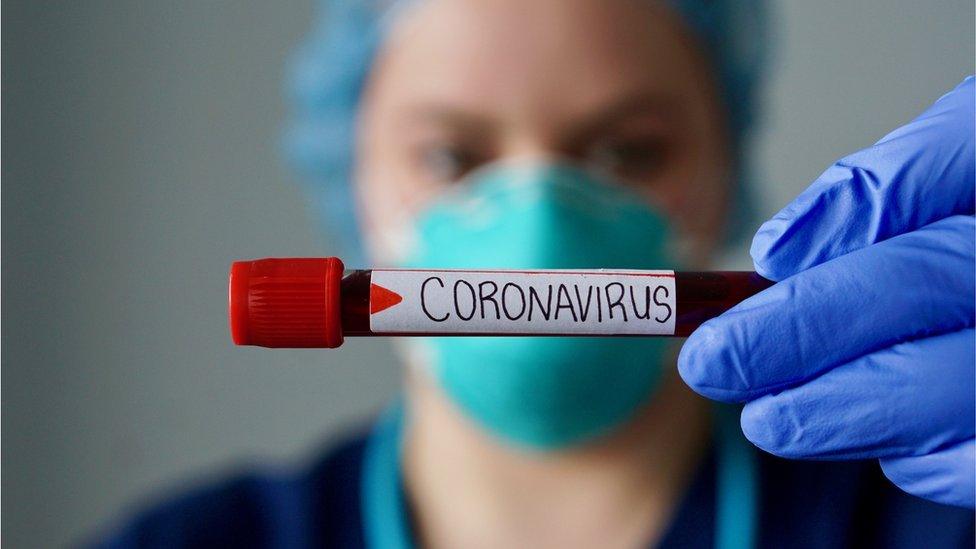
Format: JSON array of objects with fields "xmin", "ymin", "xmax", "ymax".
[{"xmin": 369, "ymin": 269, "xmax": 676, "ymax": 335}]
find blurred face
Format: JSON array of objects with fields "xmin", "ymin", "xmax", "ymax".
[{"xmin": 356, "ymin": 0, "xmax": 731, "ymax": 266}]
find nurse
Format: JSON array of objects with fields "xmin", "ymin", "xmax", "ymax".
[{"xmin": 94, "ymin": 0, "xmax": 974, "ymax": 547}]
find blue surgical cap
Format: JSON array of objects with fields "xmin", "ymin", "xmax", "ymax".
[{"xmin": 285, "ymin": 0, "xmax": 770, "ymax": 265}]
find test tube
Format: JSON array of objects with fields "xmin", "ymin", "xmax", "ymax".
[{"xmin": 229, "ymin": 257, "xmax": 773, "ymax": 348}]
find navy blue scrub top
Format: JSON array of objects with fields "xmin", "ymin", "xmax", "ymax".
[{"xmin": 90, "ymin": 412, "xmax": 974, "ymax": 549}]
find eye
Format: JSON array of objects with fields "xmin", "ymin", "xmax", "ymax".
[
  {"xmin": 586, "ymin": 136, "xmax": 668, "ymax": 181},
  {"xmin": 416, "ymin": 143, "xmax": 487, "ymax": 183}
]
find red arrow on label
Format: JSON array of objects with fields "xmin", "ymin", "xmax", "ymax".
[{"xmin": 370, "ymin": 283, "xmax": 403, "ymax": 314}]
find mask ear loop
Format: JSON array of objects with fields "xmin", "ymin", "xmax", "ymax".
[
  {"xmin": 362, "ymin": 401, "xmax": 414, "ymax": 549},
  {"xmin": 362, "ymin": 401, "xmax": 760, "ymax": 549},
  {"xmin": 714, "ymin": 403, "xmax": 759, "ymax": 549}
]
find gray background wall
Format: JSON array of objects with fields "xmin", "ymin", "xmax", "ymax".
[{"xmin": 3, "ymin": 1, "xmax": 973, "ymax": 547}]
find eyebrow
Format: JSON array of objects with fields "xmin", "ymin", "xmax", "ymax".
[
  {"xmin": 564, "ymin": 93, "xmax": 678, "ymax": 144},
  {"xmin": 394, "ymin": 92, "xmax": 678, "ymax": 141},
  {"xmin": 396, "ymin": 104, "xmax": 497, "ymax": 136}
]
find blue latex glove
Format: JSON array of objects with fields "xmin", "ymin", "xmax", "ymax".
[{"xmin": 679, "ymin": 77, "xmax": 975, "ymax": 508}]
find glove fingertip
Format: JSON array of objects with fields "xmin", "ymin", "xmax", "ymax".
[
  {"xmin": 678, "ymin": 324, "xmax": 744, "ymax": 403},
  {"xmin": 677, "ymin": 327, "xmax": 716, "ymax": 394},
  {"xmin": 740, "ymin": 400, "xmax": 789, "ymax": 456},
  {"xmin": 750, "ymin": 217, "xmax": 797, "ymax": 281}
]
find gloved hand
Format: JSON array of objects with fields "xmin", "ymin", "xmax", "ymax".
[{"xmin": 679, "ymin": 77, "xmax": 975, "ymax": 508}]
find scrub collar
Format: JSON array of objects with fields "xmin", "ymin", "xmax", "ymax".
[{"xmin": 361, "ymin": 400, "xmax": 758, "ymax": 549}]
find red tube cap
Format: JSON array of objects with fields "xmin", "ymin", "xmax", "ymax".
[{"xmin": 229, "ymin": 257, "xmax": 345, "ymax": 348}]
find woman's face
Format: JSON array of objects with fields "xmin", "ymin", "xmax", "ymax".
[{"xmin": 357, "ymin": 0, "xmax": 731, "ymax": 266}]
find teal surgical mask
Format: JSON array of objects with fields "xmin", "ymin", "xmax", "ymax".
[{"xmin": 398, "ymin": 162, "xmax": 678, "ymax": 449}]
